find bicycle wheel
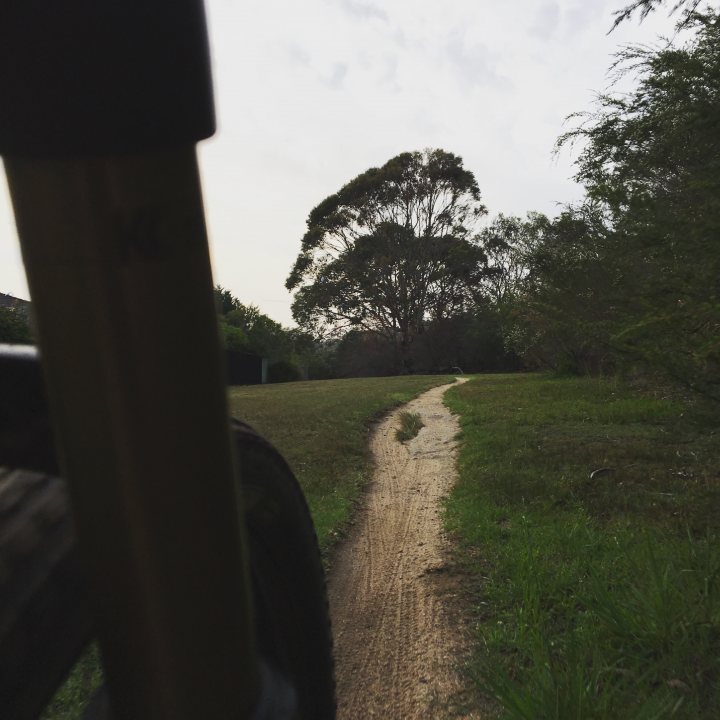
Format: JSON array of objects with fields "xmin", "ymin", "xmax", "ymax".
[
  {"xmin": 0, "ymin": 422, "xmax": 335, "ymax": 719},
  {"xmin": 0, "ymin": 468, "xmax": 93, "ymax": 720},
  {"xmin": 232, "ymin": 419, "xmax": 336, "ymax": 720}
]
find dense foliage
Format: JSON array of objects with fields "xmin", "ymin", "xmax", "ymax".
[
  {"xmin": 436, "ymin": 11, "xmax": 720, "ymax": 398},
  {"xmin": 213, "ymin": 286, "xmax": 333, "ymax": 382},
  {"xmin": 0, "ymin": 307, "xmax": 32, "ymax": 344},
  {"xmin": 595, "ymin": 14, "xmax": 714, "ymax": 394},
  {"xmin": 550, "ymin": 12, "xmax": 719, "ymax": 396}
]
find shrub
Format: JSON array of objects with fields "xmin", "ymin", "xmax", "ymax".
[{"xmin": 267, "ymin": 360, "xmax": 301, "ymax": 384}]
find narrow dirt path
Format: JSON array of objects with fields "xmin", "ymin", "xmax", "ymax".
[{"xmin": 328, "ymin": 379, "xmax": 479, "ymax": 720}]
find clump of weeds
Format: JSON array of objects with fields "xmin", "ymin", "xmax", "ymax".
[{"xmin": 396, "ymin": 411, "xmax": 424, "ymax": 442}]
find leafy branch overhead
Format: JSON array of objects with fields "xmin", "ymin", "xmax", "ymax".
[
  {"xmin": 611, "ymin": 0, "xmax": 704, "ymax": 30},
  {"xmin": 286, "ymin": 149, "xmax": 489, "ymax": 369}
]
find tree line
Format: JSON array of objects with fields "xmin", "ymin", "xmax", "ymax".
[
  {"xmin": 0, "ymin": 307, "xmax": 32, "ymax": 344},
  {"xmin": 514, "ymin": 8, "xmax": 719, "ymax": 400},
  {"xmin": 213, "ymin": 286, "xmax": 334, "ymax": 382},
  {"xmin": 285, "ymin": 7, "xmax": 719, "ymax": 400},
  {"xmin": 3, "ymin": 3, "xmax": 715, "ymax": 397}
]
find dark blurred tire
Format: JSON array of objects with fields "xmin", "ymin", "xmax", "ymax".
[
  {"xmin": 0, "ymin": 468, "xmax": 93, "ymax": 720},
  {"xmin": 232, "ymin": 419, "xmax": 336, "ymax": 720},
  {"xmin": 0, "ymin": 422, "xmax": 335, "ymax": 720}
]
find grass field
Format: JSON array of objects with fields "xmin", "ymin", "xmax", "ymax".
[
  {"xmin": 42, "ymin": 375, "xmax": 453, "ymax": 719},
  {"xmin": 444, "ymin": 374, "xmax": 720, "ymax": 719}
]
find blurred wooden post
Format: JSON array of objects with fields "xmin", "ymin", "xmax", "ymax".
[
  {"xmin": 5, "ymin": 149, "xmax": 260, "ymax": 719},
  {"xmin": 0, "ymin": 0, "xmax": 263, "ymax": 713}
]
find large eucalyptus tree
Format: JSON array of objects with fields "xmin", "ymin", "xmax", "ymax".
[{"xmin": 286, "ymin": 149, "xmax": 488, "ymax": 371}]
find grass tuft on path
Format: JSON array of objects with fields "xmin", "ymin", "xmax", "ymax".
[
  {"xmin": 444, "ymin": 373, "xmax": 720, "ymax": 719},
  {"xmin": 395, "ymin": 411, "xmax": 424, "ymax": 443}
]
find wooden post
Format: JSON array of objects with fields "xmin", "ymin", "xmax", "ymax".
[{"xmin": 5, "ymin": 148, "xmax": 259, "ymax": 719}]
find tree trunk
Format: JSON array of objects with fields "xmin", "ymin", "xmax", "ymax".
[{"xmin": 399, "ymin": 331, "xmax": 414, "ymax": 375}]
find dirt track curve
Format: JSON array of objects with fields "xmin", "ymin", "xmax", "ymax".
[{"xmin": 328, "ymin": 379, "xmax": 479, "ymax": 720}]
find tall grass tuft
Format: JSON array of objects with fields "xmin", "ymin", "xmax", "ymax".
[{"xmin": 396, "ymin": 411, "xmax": 424, "ymax": 442}]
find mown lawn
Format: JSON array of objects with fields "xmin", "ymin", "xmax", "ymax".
[
  {"xmin": 42, "ymin": 374, "xmax": 453, "ymax": 719},
  {"xmin": 445, "ymin": 374, "xmax": 720, "ymax": 719}
]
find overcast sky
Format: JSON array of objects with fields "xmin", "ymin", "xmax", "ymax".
[{"xmin": 0, "ymin": 0, "xmax": 681, "ymax": 325}]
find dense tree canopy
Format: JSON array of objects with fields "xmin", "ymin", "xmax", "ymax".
[
  {"xmin": 461, "ymin": 12, "xmax": 719, "ymax": 391},
  {"xmin": 557, "ymin": 12, "xmax": 720, "ymax": 396},
  {"xmin": 0, "ymin": 307, "xmax": 32, "ymax": 344},
  {"xmin": 213, "ymin": 285, "xmax": 324, "ymax": 378},
  {"xmin": 477, "ymin": 213, "xmax": 547, "ymax": 309},
  {"xmin": 286, "ymin": 149, "xmax": 488, "ymax": 371}
]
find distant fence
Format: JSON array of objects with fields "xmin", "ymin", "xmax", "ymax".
[{"xmin": 225, "ymin": 351, "xmax": 267, "ymax": 386}]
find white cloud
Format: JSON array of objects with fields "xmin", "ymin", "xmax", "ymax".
[
  {"xmin": 323, "ymin": 62, "xmax": 349, "ymax": 90},
  {"xmin": 566, "ymin": 0, "xmax": 608, "ymax": 35},
  {"xmin": 530, "ymin": 2, "xmax": 561, "ymax": 40},
  {"xmin": 444, "ymin": 28, "xmax": 509, "ymax": 91},
  {"xmin": 285, "ymin": 42, "xmax": 312, "ymax": 67},
  {"xmin": 336, "ymin": 0, "xmax": 387, "ymax": 21},
  {"xmin": 379, "ymin": 54, "xmax": 401, "ymax": 93}
]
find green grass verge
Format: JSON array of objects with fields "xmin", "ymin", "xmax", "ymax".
[
  {"xmin": 444, "ymin": 373, "xmax": 720, "ymax": 719},
  {"xmin": 395, "ymin": 411, "xmax": 424, "ymax": 443},
  {"xmin": 42, "ymin": 375, "xmax": 452, "ymax": 718},
  {"xmin": 41, "ymin": 646, "xmax": 102, "ymax": 720}
]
